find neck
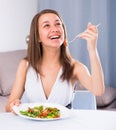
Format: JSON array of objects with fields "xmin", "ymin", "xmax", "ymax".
[{"xmin": 41, "ymin": 47, "xmax": 61, "ymax": 67}]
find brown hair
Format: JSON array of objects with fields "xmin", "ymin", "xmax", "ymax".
[{"xmin": 26, "ymin": 9, "xmax": 74, "ymax": 81}]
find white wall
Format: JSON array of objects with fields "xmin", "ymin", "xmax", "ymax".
[{"xmin": 0, "ymin": 0, "xmax": 38, "ymax": 52}]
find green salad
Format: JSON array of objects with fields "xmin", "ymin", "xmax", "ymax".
[{"xmin": 20, "ymin": 105, "xmax": 60, "ymax": 119}]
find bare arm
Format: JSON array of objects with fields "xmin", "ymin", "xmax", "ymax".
[
  {"xmin": 5, "ymin": 59, "xmax": 28, "ymax": 112},
  {"xmin": 74, "ymin": 23, "xmax": 105, "ymax": 96}
]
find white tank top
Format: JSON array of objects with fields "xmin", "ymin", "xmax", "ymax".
[{"xmin": 24, "ymin": 67, "xmax": 73, "ymax": 106}]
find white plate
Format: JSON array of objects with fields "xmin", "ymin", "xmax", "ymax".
[{"xmin": 13, "ymin": 102, "xmax": 71, "ymax": 121}]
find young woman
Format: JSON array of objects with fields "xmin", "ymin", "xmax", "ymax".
[{"xmin": 6, "ymin": 9, "xmax": 104, "ymax": 112}]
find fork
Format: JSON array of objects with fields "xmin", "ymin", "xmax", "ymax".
[{"xmin": 68, "ymin": 23, "xmax": 101, "ymax": 44}]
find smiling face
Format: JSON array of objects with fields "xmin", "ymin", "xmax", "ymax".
[{"xmin": 38, "ymin": 13, "xmax": 64, "ymax": 48}]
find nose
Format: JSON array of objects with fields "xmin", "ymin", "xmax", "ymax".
[{"xmin": 51, "ymin": 25, "xmax": 58, "ymax": 32}]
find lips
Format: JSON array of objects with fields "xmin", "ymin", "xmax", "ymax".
[{"xmin": 49, "ymin": 35, "xmax": 60, "ymax": 40}]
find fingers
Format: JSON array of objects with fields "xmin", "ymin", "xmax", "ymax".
[
  {"xmin": 79, "ymin": 30, "xmax": 98, "ymax": 41},
  {"xmin": 87, "ymin": 22, "xmax": 98, "ymax": 32},
  {"xmin": 10, "ymin": 99, "xmax": 21, "ymax": 114},
  {"xmin": 77, "ymin": 22, "xmax": 99, "ymax": 51},
  {"xmin": 78, "ymin": 22, "xmax": 98, "ymax": 41}
]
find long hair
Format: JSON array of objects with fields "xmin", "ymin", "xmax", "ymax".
[{"xmin": 26, "ymin": 9, "xmax": 74, "ymax": 81}]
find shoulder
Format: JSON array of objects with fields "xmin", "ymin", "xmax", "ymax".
[
  {"xmin": 73, "ymin": 59, "xmax": 83, "ymax": 69},
  {"xmin": 73, "ymin": 60, "xmax": 88, "ymax": 76},
  {"xmin": 16, "ymin": 59, "xmax": 28, "ymax": 74},
  {"xmin": 18, "ymin": 59, "xmax": 28, "ymax": 67}
]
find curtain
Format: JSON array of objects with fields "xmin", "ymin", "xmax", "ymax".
[{"xmin": 38, "ymin": 0, "xmax": 116, "ymax": 88}]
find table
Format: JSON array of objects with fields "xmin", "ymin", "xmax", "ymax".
[{"xmin": 0, "ymin": 110, "xmax": 116, "ymax": 130}]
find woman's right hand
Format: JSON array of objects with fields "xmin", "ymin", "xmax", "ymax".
[{"xmin": 10, "ymin": 99, "xmax": 21, "ymax": 114}]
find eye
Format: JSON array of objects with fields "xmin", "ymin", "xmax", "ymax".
[
  {"xmin": 43, "ymin": 24, "xmax": 50, "ymax": 28},
  {"xmin": 56, "ymin": 22, "xmax": 61, "ymax": 26}
]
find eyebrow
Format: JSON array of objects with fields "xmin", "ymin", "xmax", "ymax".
[{"xmin": 41, "ymin": 21, "xmax": 49, "ymax": 25}]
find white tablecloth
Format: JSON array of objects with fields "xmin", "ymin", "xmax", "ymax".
[{"xmin": 0, "ymin": 110, "xmax": 116, "ymax": 130}]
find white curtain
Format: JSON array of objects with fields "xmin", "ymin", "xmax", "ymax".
[{"xmin": 38, "ymin": 0, "xmax": 116, "ymax": 88}]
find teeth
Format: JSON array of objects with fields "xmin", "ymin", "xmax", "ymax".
[{"xmin": 51, "ymin": 36, "xmax": 59, "ymax": 39}]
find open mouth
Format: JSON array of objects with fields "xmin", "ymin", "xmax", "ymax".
[{"xmin": 50, "ymin": 35, "xmax": 60, "ymax": 40}]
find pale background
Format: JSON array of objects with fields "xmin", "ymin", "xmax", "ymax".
[{"xmin": 0, "ymin": 0, "xmax": 38, "ymax": 52}]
